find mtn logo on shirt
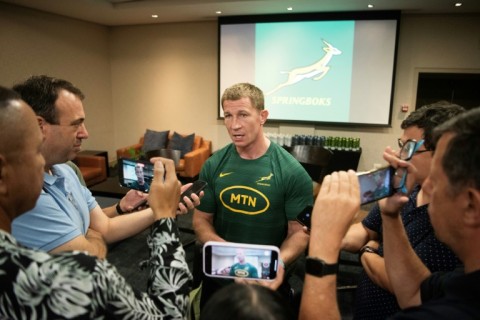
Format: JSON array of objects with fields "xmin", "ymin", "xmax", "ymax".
[
  {"xmin": 220, "ymin": 186, "xmax": 270, "ymax": 215},
  {"xmin": 234, "ymin": 269, "xmax": 249, "ymax": 277}
]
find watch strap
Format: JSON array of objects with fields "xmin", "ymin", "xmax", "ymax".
[
  {"xmin": 116, "ymin": 202, "xmax": 126, "ymax": 215},
  {"xmin": 358, "ymin": 245, "xmax": 379, "ymax": 261},
  {"xmin": 305, "ymin": 256, "xmax": 338, "ymax": 277}
]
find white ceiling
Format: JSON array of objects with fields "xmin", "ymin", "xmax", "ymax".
[{"xmin": 1, "ymin": 0, "xmax": 479, "ymax": 26}]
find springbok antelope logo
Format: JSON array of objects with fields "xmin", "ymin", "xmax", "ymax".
[
  {"xmin": 266, "ymin": 40, "xmax": 342, "ymax": 95},
  {"xmin": 256, "ymin": 173, "xmax": 274, "ymax": 183}
]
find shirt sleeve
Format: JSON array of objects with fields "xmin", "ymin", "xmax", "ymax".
[
  {"xmin": 362, "ymin": 203, "xmax": 383, "ymax": 235},
  {"xmin": 284, "ymin": 160, "xmax": 313, "ymax": 221},
  {"xmin": 99, "ymin": 218, "xmax": 193, "ymax": 318},
  {"xmin": 11, "ymin": 191, "xmax": 83, "ymax": 251},
  {"xmin": 419, "ymin": 270, "xmax": 457, "ymax": 303}
]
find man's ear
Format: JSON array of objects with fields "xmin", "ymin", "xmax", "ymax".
[
  {"xmin": 260, "ymin": 109, "xmax": 269, "ymax": 125},
  {"xmin": 37, "ymin": 116, "xmax": 48, "ymax": 133},
  {"xmin": 463, "ymin": 188, "xmax": 480, "ymax": 228}
]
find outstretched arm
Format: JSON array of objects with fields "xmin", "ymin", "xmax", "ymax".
[
  {"xmin": 242, "ymin": 220, "xmax": 309, "ymax": 291},
  {"xmin": 90, "ymin": 182, "xmax": 201, "ymax": 248},
  {"xmin": 103, "ymin": 184, "xmax": 200, "ymax": 218},
  {"xmin": 299, "ymin": 171, "xmax": 361, "ymax": 320},
  {"xmin": 360, "ymin": 241, "xmax": 393, "ymax": 292},
  {"xmin": 380, "ymin": 148, "xmax": 431, "ymax": 308},
  {"xmin": 280, "ymin": 220, "xmax": 309, "ymax": 265},
  {"xmin": 382, "ymin": 212, "xmax": 431, "ymax": 308},
  {"xmin": 192, "ymin": 209, "xmax": 225, "ymax": 243},
  {"xmin": 49, "ymin": 227, "xmax": 107, "ymax": 258},
  {"xmin": 341, "ymin": 222, "xmax": 378, "ymax": 252}
]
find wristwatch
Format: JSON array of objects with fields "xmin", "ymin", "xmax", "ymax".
[
  {"xmin": 116, "ymin": 202, "xmax": 126, "ymax": 215},
  {"xmin": 358, "ymin": 245, "xmax": 379, "ymax": 261},
  {"xmin": 305, "ymin": 256, "xmax": 338, "ymax": 277}
]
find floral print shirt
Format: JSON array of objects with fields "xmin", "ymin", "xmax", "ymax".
[{"xmin": 0, "ymin": 218, "xmax": 192, "ymax": 319}]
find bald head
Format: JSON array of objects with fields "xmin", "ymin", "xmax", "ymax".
[
  {"xmin": 0, "ymin": 86, "xmax": 45, "ymax": 226},
  {"xmin": 0, "ymin": 89, "xmax": 39, "ymax": 159}
]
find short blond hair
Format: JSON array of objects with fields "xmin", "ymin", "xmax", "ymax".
[{"xmin": 221, "ymin": 83, "xmax": 264, "ymax": 111}]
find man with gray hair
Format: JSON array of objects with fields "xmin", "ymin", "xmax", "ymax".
[{"xmin": 300, "ymin": 107, "xmax": 480, "ymax": 319}]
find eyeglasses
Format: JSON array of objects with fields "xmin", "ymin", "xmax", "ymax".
[
  {"xmin": 397, "ymin": 139, "xmax": 430, "ymax": 161},
  {"xmin": 391, "ymin": 139, "xmax": 425, "ymax": 194}
]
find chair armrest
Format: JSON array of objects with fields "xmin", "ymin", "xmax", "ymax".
[
  {"xmin": 75, "ymin": 155, "xmax": 105, "ymax": 168},
  {"xmin": 116, "ymin": 143, "xmax": 142, "ymax": 159},
  {"xmin": 73, "ymin": 155, "xmax": 107, "ymax": 185},
  {"xmin": 199, "ymin": 139, "xmax": 212, "ymax": 162}
]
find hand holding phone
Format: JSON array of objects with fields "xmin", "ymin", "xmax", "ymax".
[
  {"xmin": 179, "ymin": 180, "xmax": 207, "ymax": 207},
  {"xmin": 120, "ymin": 189, "xmax": 149, "ymax": 213},
  {"xmin": 203, "ymin": 241, "xmax": 279, "ymax": 281}
]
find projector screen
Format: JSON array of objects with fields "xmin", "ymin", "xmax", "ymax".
[{"xmin": 218, "ymin": 11, "xmax": 401, "ymax": 127}]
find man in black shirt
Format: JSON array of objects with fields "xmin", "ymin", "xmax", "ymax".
[{"xmin": 300, "ymin": 108, "xmax": 480, "ymax": 319}]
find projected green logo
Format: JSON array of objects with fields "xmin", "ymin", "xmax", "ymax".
[
  {"xmin": 266, "ymin": 40, "xmax": 342, "ymax": 95},
  {"xmin": 256, "ymin": 20, "xmax": 354, "ymax": 122}
]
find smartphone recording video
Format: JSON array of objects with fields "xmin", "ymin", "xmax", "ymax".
[
  {"xmin": 203, "ymin": 241, "xmax": 279, "ymax": 281},
  {"xmin": 357, "ymin": 166, "xmax": 395, "ymax": 204},
  {"xmin": 180, "ymin": 180, "xmax": 207, "ymax": 206},
  {"xmin": 118, "ymin": 158, "xmax": 153, "ymax": 192}
]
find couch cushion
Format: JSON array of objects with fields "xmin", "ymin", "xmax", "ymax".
[
  {"xmin": 142, "ymin": 129, "xmax": 169, "ymax": 153},
  {"xmin": 167, "ymin": 131, "xmax": 195, "ymax": 158}
]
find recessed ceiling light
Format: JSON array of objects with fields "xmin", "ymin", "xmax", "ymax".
[
  {"xmin": 368, "ymin": 4, "xmax": 374, "ymax": 8},
  {"xmin": 455, "ymin": 2, "xmax": 462, "ymax": 7},
  {"xmin": 151, "ymin": 14, "xmax": 158, "ymax": 18},
  {"xmin": 287, "ymin": 7, "xmax": 293, "ymax": 11},
  {"xmin": 216, "ymin": 11, "xmax": 222, "ymax": 15}
]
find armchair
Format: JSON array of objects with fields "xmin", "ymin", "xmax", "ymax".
[
  {"xmin": 116, "ymin": 131, "xmax": 212, "ymax": 180},
  {"xmin": 72, "ymin": 154, "xmax": 108, "ymax": 187}
]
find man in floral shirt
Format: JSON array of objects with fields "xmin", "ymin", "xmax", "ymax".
[{"xmin": 0, "ymin": 86, "xmax": 191, "ymax": 319}]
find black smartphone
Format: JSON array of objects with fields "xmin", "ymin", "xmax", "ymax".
[
  {"xmin": 357, "ymin": 166, "xmax": 395, "ymax": 204},
  {"xmin": 296, "ymin": 205, "xmax": 314, "ymax": 230},
  {"xmin": 203, "ymin": 241, "xmax": 280, "ymax": 281},
  {"xmin": 179, "ymin": 180, "xmax": 207, "ymax": 206},
  {"xmin": 132, "ymin": 199, "xmax": 149, "ymax": 211},
  {"xmin": 118, "ymin": 158, "xmax": 154, "ymax": 193}
]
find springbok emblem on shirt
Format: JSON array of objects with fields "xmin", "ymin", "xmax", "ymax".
[
  {"xmin": 256, "ymin": 173, "xmax": 274, "ymax": 183},
  {"xmin": 266, "ymin": 40, "xmax": 342, "ymax": 95}
]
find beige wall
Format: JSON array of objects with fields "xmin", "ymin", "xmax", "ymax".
[
  {"xmin": 109, "ymin": 22, "xmax": 218, "ymax": 152},
  {"xmin": 0, "ymin": 3, "xmax": 113, "ymax": 154},
  {"xmin": 1, "ymin": 2, "xmax": 479, "ymax": 171}
]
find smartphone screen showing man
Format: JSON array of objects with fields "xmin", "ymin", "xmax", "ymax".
[
  {"xmin": 357, "ymin": 166, "xmax": 394, "ymax": 204},
  {"xmin": 118, "ymin": 158, "xmax": 153, "ymax": 192},
  {"xmin": 203, "ymin": 241, "xmax": 279, "ymax": 281}
]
